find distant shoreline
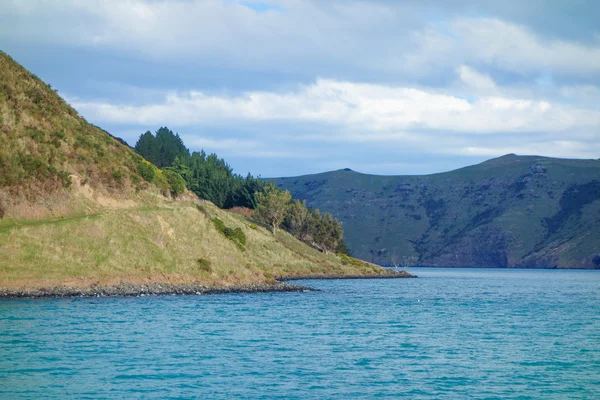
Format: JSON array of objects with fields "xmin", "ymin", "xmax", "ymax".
[
  {"xmin": 280, "ymin": 271, "xmax": 416, "ymax": 280},
  {"xmin": 0, "ymin": 271, "xmax": 416, "ymax": 299}
]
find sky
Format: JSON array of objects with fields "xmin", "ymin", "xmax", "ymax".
[{"xmin": 1, "ymin": 0, "xmax": 599, "ymax": 177}]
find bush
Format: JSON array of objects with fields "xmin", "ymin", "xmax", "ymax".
[
  {"xmin": 212, "ymin": 217, "xmax": 226, "ymax": 232},
  {"xmin": 212, "ymin": 218, "xmax": 246, "ymax": 250},
  {"xmin": 112, "ymin": 170, "xmax": 123, "ymax": 184},
  {"xmin": 232, "ymin": 227, "xmax": 246, "ymax": 246},
  {"xmin": 339, "ymin": 254, "xmax": 363, "ymax": 267},
  {"xmin": 163, "ymin": 169, "xmax": 186, "ymax": 197},
  {"xmin": 249, "ymin": 223, "xmax": 257, "ymax": 230},
  {"xmin": 137, "ymin": 160, "xmax": 155, "ymax": 182},
  {"xmin": 153, "ymin": 170, "xmax": 171, "ymax": 196},
  {"xmin": 196, "ymin": 258, "xmax": 212, "ymax": 272}
]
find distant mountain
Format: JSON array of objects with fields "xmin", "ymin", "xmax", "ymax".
[{"xmin": 274, "ymin": 155, "xmax": 600, "ymax": 269}]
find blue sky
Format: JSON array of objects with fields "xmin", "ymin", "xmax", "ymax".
[{"xmin": 1, "ymin": 0, "xmax": 599, "ymax": 177}]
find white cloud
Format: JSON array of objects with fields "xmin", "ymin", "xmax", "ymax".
[
  {"xmin": 71, "ymin": 78, "xmax": 599, "ymax": 136},
  {"xmin": 457, "ymin": 65, "xmax": 497, "ymax": 93}
]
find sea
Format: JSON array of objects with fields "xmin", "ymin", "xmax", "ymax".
[{"xmin": 1, "ymin": 268, "xmax": 599, "ymax": 399}]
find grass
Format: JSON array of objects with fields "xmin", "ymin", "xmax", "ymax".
[
  {"xmin": 0, "ymin": 51, "xmax": 173, "ymax": 209},
  {"xmin": 0, "ymin": 200, "xmax": 394, "ymax": 290},
  {"xmin": 0, "ymin": 50, "xmax": 397, "ymax": 290}
]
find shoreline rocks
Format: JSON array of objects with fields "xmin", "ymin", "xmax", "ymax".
[
  {"xmin": 0, "ymin": 282, "xmax": 312, "ymax": 299},
  {"xmin": 0, "ymin": 271, "xmax": 416, "ymax": 299}
]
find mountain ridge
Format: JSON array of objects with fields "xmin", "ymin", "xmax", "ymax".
[{"xmin": 274, "ymin": 154, "xmax": 600, "ymax": 269}]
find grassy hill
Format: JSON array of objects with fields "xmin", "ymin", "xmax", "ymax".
[
  {"xmin": 274, "ymin": 155, "xmax": 600, "ymax": 269},
  {"xmin": 0, "ymin": 51, "xmax": 401, "ymax": 292}
]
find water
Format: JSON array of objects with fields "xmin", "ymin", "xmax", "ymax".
[{"xmin": 1, "ymin": 268, "xmax": 599, "ymax": 399}]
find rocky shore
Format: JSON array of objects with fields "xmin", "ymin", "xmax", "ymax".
[
  {"xmin": 0, "ymin": 271, "xmax": 416, "ymax": 299},
  {"xmin": 0, "ymin": 282, "xmax": 313, "ymax": 299}
]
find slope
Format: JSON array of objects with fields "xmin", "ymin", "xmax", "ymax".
[
  {"xmin": 274, "ymin": 155, "xmax": 600, "ymax": 269},
  {"xmin": 0, "ymin": 51, "xmax": 403, "ymax": 293},
  {"xmin": 0, "ymin": 50, "xmax": 171, "ymax": 219}
]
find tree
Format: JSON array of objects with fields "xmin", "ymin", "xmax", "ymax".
[
  {"xmin": 134, "ymin": 131, "xmax": 159, "ymax": 166},
  {"xmin": 284, "ymin": 199, "xmax": 311, "ymax": 240},
  {"xmin": 134, "ymin": 127, "xmax": 189, "ymax": 168},
  {"xmin": 311, "ymin": 212, "xmax": 344, "ymax": 254},
  {"xmin": 254, "ymin": 185, "xmax": 292, "ymax": 233}
]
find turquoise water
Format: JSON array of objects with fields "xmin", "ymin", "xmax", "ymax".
[{"xmin": 1, "ymin": 268, "xmax": 599, "ymax": 399}]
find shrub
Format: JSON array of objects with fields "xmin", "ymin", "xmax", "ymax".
[
  {"xmin": 163, "ymin": 169, "xmax": 186, "ymax": 198},
  {"xmin": 249, "ymin": 223, "xmax": 257, "ymax": 230},
  {"xmin": 153, "ymin": 170, "xmax": 171, "ymax": 196},
  {"xmin": 232, "ymin": 227, "xmax": 246, "ymax": 246},
  {"xmin": 137, "ymin": 160, "xmax": 155, "ymax": 182},
  {"xmin": 212, "ymin": 217, "xmax": 226, "ymax": 232},
  {"xmin": 196, "ymin": 258, "xmax": 212, "ymax": 272},
  {"xmin": 212, "ymin": 218, "xmax": 246, "ymax": 250},
  {"xmin": 339, "ymin": 253, "xmax": 363, "ymax": 267},
  {"xmin": 112, "ymin": 170, "xmax": 123, "ymax": 183},
  {"xmin": 57, "ymin": 170, "xmax": 72, "ymax": 187}
]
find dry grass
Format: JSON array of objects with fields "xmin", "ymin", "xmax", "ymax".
[
  {"xmin": 0, "ymin": 200, "xmax": 391, "ymax": 290},
  {"xmin": 0, "ymin": 51, "xmax": 170, "ymax": 218},
  {"xmin": 0, "ymin": 50, "xmax": 393, "ymax": 291}
]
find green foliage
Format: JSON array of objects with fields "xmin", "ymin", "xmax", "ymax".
[
  {"xmin": 163, "ymin": 169, "xmax": 186, "ymax": 198},
  {"xmin": 281, "ymin": 199, "xmax": 345, "ymax": 254},
  {"xmin": 172, "ymin": 153, "xmax": 266, "ymax": 209},
  {"xmin": 134, "ymin": 127, "xmax": 189, "ymax": 168},
  {"xmin": 153, "ymin": 170, "xmax": 171, "ymax": 196},
  {"xmin": 212, "ymin": 218, "xmax": 246, "ymax": 250},
  {"xmin": 254, "ymin": 185, "xmax": 292, "ymax": 233},
  {"xmin": 212, "ymin": 217, "xmax": 226, "ymax": 232},
  {"xmin": 137, "ymin": 160, "xmax": 156, "ymax": 182},
  {"xmin": 196, "ymin": 258, "xmax": 212, "ymax": 272},
  {"xmin": 134, "ymin": 128, "xmax": 267, "ymax": 209},
  {"xmin": 131, "ymin": 127, "xmax": 349, "ymax": 256},
  {"xmin": 339, "ymin": 253, "xmax": 363, "ymax": 266},
  {"xmin": 249, "ymin": 223, "xmax": 257, "ymax": 230},
  {"xmin": 112, "ymin": 170, "xmax": 123, "ymax": 184}
]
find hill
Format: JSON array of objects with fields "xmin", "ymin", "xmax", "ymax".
[
  {"xmin": 0, "ymin": 51, "xmax": 405, "ymax": 294},
  {"xmin": 273, "ymin": 155, "xmax": 600, "ymax": 269}
]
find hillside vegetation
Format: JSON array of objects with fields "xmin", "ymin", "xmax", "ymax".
[
  {"xmin": 0, "ymin": 51, "xmax": 176, "ymax": 219},
  {"xmin": 274, "ymin": 155, "xmax": 600, "ymax": 269},
  {"xmin": 0, "ymin": 200, "xmax": 387, "ymax": 290},
  {"xmin": 0, "ymin": 51, "xmax": 398, "ymax": 291}
]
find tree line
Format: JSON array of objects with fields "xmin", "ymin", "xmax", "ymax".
[{"xmin": 134, "ymin": 127, "xmax": 349, "ymax": 255}]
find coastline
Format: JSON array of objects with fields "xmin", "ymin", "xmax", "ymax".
[
  {"xmin": 0, "ymin": 271, "xmax": 416, "ymax": 299},
  {"xmin": 280, "ymin": 270, "xmax": 416, "ymax": 280},
  {"xmin": 0, "ymin": 282, "xmax": 312, "ymax": 299}
]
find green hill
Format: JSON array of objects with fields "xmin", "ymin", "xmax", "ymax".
[
  {"xmin": 0, "ymin": 51, "xmax": 403, "ymax": 293},
  {"xmin": 274, "ymin": 155, "xmax": 600, "ymax": 269}
]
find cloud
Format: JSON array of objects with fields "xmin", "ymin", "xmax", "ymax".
[
  {"xmin": 457, "ymin": 65, "xmax": 497, "ymax": 92},
  {"xmin": 2, "ymin": 0, "xmax": 599, "ymax": 175},
  {"xmin": 70, "ymin": 76, "xmax": 599, "ymax": 136},
  {"xmin": 1, "ymin": 1, "xmax": 599, "ymax": 84}
]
